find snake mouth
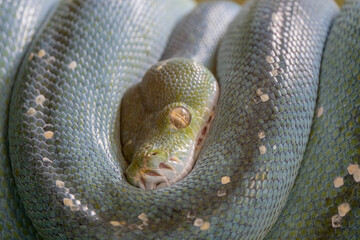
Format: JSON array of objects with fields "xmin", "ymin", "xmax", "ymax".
[
  {"xmin": 133, "ymin": 168, "xmax": 170, "ymax": 190},
  {"xmin": 125, "ymin": 142, "xmax": 203, "ymax": 189},
  {"xmin": 126, "ymin": 153, "xmax": 189, "ymax": 190},
  {"xmin": 126, "ymin": 148, "xmax": 186, "ymax": 190}
]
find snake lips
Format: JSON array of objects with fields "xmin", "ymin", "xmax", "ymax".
[{"xmin": 121, "ymin": 58, "xmax": 219, "ymax": 190}]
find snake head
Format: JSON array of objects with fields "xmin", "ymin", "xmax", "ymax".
[{"xmin": 121, "ymin": 58, "xmax": 219, "ymax": 190}]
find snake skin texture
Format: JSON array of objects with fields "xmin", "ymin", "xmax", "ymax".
[
  {"xmin": 8, "ymin": 0, "xmax": 194, "ymax": 239},
  {"xmin": 0, "ymin": 0, "xmax": 358, "ymax": 239},
  {"xmin": 0, "ymin": 1, "xmax": 60, "ymax": 239},
  {"xmin": 161, "ymin": 1, "xmax": 241, "ymax": 72},
  {"xmin": 216, "ymin": 0, "xmax": 338, "ymax": 238},
  {"xmin": 266, "ymin": 1, "xmax": 360, "ymax": 239}
]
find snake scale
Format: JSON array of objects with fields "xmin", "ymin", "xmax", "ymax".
[{"xmin": 0, "ymin": 0, "xmax": 359, "ymax": 239}]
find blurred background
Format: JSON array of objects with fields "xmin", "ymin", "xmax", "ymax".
[{"xmin": 196, "ymin": 0, "xmax": 344, "ymax": 6}]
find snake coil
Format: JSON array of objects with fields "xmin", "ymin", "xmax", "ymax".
[{"xmin": 0, "ymin": 0, "xmax": 359, "ymax": 239}]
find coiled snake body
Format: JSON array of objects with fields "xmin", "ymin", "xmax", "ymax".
[{"xmin": 0, "ymin": 0, "xmax": 359, "ymax": 239}]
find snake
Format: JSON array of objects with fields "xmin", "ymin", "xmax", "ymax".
[{"xmin": 0, "ymin": 0, "xmax": 359, "ymax": 239}]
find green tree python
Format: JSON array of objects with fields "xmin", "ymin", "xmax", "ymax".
[{"xmin": 0, "ymin": 0, "xmax": 359, "ymax": 239}]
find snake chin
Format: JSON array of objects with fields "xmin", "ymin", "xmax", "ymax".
[{"xmin": 126, "ymin": 149, "xmax": 194, "ymax": 190}]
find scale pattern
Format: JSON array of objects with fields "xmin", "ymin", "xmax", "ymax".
[
  {"xmin": 8, "ymin": 0, "xmax": 194, "ymax": 239},
  {"xmin": 0, "ymin": 1, "xmax": 60, "ymax": 239},
  {"xmin": 161, "ymin": 1, "xmax": 241, "ymax": 72},
  {"xmin": 266, "ymin": 1, "xmax": 360, "ymax": 239},
  {"xmin": 0, "ymin": 0, "xmax": 358, "ymax": 239},
  {"xmin": 216, "ymin": 0, "xmax": 338, "ymax": 238}
]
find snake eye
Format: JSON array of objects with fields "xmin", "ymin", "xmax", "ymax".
[{"xmin": 169, "ymin": 106, "xmax": 191, "ymax": 129}]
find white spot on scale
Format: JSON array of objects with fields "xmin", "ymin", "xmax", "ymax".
[
  {"xmin": 270, "ymin": 69, "xmax": 278, "ymax": 77},
  {"xmin": 260, "ymin": 94, "xmax": 269, "ymax": 102},
  {"xmin": 258, "ymin": 131, "xmax": 266, "ymax": 139},
  {"xmin": 259, "ymin": 145, "xmax": 266, "ymax": 154},
  {"xmin": 193, "ymin": 218, "xmax": 210, "ymax": 230},
  {"xmin": 266, "ymin": 56, "xmax": 275, "ymax": 64},
  {"xmin": 44, "ymin": 131, "xmax": 54, "ymax": 139},
  {"xmin": 28, "ymin": 52, "xmax": 34, "ymax": 61},
  {"xmin": 256, "ymin": 89, "xmax": 270, "ymax": 102},
  {"xmin": 194, "ymin": 218, "xmax": 203, "ymax": 227},
  {"xmin": 347, "ymin": 163, "xmax": 359, "ymax": 175},
  {"xmin": 68, "ymin": 61, "xmax": 77, "ymax": 69},
  {"xmin": 316, "ymin": 106, "xmax": 324, "ymax": 118},
  {"xmin": 353, "ymin": 169, "xmax": 360, "ymax": 182},
  {"xmin": 43, "ymin": 157, "xmax": 52, "ymax": 163},
  {"xmin": 35, "ymin": 94, "xmax": 45, "ymax": 105},
  {"xmin": 217, "ymin": 189, "xmax": 226, "ymax": 197},
  {"xmin": 338, "ymin": 202, "xmax": 350, "ymax": 217},
  {"xmin": 256, "ymin": 88, "xmax": 263, "ymax": 96},
  {"xmin": 26, "ymin": 108, "xmax": 36, "ymax": 116},
  {"xmin": 56, "ymin": 180, "xmax": 65, "ymax": 188},
  {"xmin": 200, "ymin": 221, "xmax": 210, "ymax": 231},
  {"xmin": 37, "ymin": 49, "xmax": 46, "ymax": 58},
  {"xmin": 138, "ymin": 213, "xmax": 148, "ymax": 222},
  {"xmin": 221, "ymin": 176, "xmax": 231, "ymax": 184},
  {"xmin": 331, "ymin": 214, "xmax": 342, "ymax": 228},
  {"xmin": 63, "ymin": 198, "xmax": 73, "ymax": 207},
  {"xmin": 333, "ymin": 177, "xmax": 344, "ymax": 188},
  {"xmin": 63, "ymin": 190, "xmax": 89, "ymax": 213},
  {"xmin": 110, "ymin": 221, "xmax": 125, "ymax": 227}
]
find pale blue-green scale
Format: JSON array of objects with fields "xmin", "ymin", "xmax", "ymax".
[
  {"xmin": 0, "ymin": 0, "xmax": 359, "ymax": 239},
  {"xmin": 266, "ymin": 2, "xmax": 360, "ymax": 238},
  {"xmin": 0, "ymin": 1, "xmax": 61, "ymax": 239}
]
